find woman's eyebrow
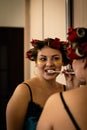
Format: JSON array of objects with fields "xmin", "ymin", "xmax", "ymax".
[
  {"xmin": 38, "ymin": 55, "xmax": 46, "ymax": 58},
  {"xmin": 39, "ymin": 55, "xmax": 46, "ymax": 57},
  {"xmin": 52, "ymin": 55, "xmax": 60, "ymax": 57},
  {"xmin": 39, "ymin": 54, "xmax": 60, "ymax": 57}
]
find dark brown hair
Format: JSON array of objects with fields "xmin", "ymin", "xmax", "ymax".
[{"xmin": 26, "ymin": 38, "xmax": 70, "ymax": 65}]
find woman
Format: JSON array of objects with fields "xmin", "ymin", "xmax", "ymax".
[
  {"xmin": 36, "ymin": 27, "xmax": 87, "ymax": 130},
  {"xmin": 6, "ymin": 38, "xmax": 70, "ymax": 130}
]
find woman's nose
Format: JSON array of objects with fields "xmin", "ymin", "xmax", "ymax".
[{"xmin": 46, "ymin": 59, "xmax": 54, "ymax": 66}]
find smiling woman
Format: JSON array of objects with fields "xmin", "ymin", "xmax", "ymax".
[{"xmin": 6, "ymin": 37, "xmax": 70, "ymax": 130}]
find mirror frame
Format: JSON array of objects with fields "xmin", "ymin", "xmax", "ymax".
[{"xmin": 65, "ymin": 0, "xmax": 73, "ymax": 34}]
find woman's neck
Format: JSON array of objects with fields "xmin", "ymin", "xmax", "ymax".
[{"xmin": 38, "ymin": 76, "xmax": 58, "ymax": 88}]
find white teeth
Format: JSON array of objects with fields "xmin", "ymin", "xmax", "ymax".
[
  {"xmin": 47, "ymin": 70, "xmax": 60, "ymax": 74},
  {"xmin": 47, "ymin": 70, "xmax": 55, "ymax": 74}
]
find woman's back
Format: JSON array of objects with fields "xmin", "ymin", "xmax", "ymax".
[{"xmin": 37, "ymin": 86, "xmax": 87, "ymax": 130}]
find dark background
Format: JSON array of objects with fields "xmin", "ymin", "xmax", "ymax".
[{"xmin": 0, "ymin": 27, "xmax": 24, "ymax": 130}]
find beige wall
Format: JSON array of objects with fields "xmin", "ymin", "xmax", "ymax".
[
  {"xmin": 73, "ymin": 0, "xmax": 87, "ymax": 28},
  {"xmin": 0, "ymin": 0, "xmax": 24, "ymax": 27},
  {"xmin": 25, "ymin": 0, "xmax": 67, "ymax": 82}
]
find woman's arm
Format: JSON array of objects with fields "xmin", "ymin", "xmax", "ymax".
[{"xmin": 6, "ymin": 84, "xmax": 30, "ymax": 130}]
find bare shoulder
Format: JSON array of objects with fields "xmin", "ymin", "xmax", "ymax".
[
  {"xmin": 15, "ymin": 77, "xmax": 40, "ymax": 96},
  {"xmin": 43, "ymin": 86, "xmax": 87, "ymax": 111},
  {"xmin": 6, "ymin": 80, "xmax": 34, "ymax": 115},
  {"xmin": 43, "ymin": 92, "xmax": 63, "ymax": 111},
  {"xmin": 63, "ymin": 86, "xmax": 87, "ymax": 100},
  {"xmin": 6, "ymin": 82, "xmax": 32, "ymax": 130},
  {"xmin": 37, "ymin": 87, "xmax": 87, "ymax": 130},
  {"xmin": 6, "ymin": 77, "xmax": 42, "ymax": 130},
  {"xmin": 13, "ymin": 77, "xmax": 42, "ymax": 103},
  {"xmin": 6, "ymin": 82, "xmax": 31, "ymax": 112}
]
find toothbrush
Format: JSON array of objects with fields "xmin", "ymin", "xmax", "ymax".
[
  {"xmin": 47, "ymin": 70, "xmax": 75, "ymax": 74},
  {"xmin": 62, "ymin": 71, "xmax": 75, "ymax": 74},
  {"xmin": 47, "ymin": 70, "xmax": 61, "ymax": 74}
]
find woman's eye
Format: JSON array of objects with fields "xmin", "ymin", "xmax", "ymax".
[
  {"xmin": 53, "ymin": 56, "xmax": 59, "ymax": 61},
  {"xmin": 37, "ymin": 57, "xmax": 47, "ymax": 64},
  {"xmin": 39, "ymin": 57, "xmax": 47, "ymax": 61}
]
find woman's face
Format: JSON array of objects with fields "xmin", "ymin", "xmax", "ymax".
[
  {"xmin": 72, "ymin": 57, "xmax": 87, "ymax": 82},
  {"xmin": 36, "ymin": 46, "xmax": 63, "ymax": 80}
]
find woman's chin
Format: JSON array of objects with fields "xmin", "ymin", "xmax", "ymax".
[{"xmin": 44, "ymin": 73, "xmax": 57, "ymax": 80}]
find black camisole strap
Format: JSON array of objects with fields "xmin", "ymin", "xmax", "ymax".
[
  {"xmin": 23, "ymin": 82, "xmax": 33, "ymax": 102},
  {"xmin": 60, "ymin": 92, "xmax": 81, "ymax": 130},
  {"xmin": 63, "ymin": 85, "xmax": 66, "ymax": 91}
]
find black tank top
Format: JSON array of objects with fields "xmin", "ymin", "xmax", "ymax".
[{"xmin": 23, "ymin": 83, "xmax": 42, "ymax": 130}]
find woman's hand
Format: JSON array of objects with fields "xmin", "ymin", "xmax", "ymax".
[{"xmin": 63, "ymin": 64, "xmax": 81, "ymax": 90}]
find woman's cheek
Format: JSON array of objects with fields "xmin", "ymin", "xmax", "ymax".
[
  {"xmin": 37, "ymin": 60, "xmax": 45, "ymax": 65},
  {"xmin": 54, "ymin": 60, "xmax": 63, "ymax": 66}
]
